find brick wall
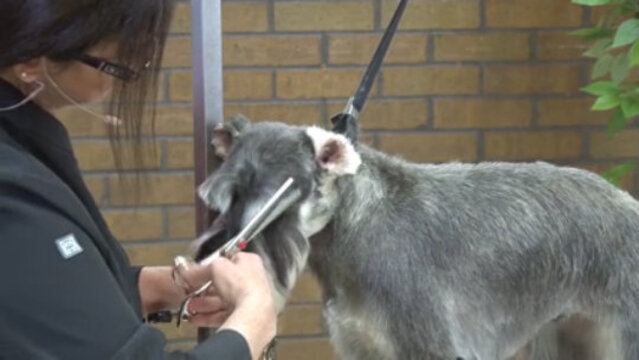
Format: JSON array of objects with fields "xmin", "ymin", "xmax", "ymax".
[{"xmin": 57, "ymin": 0, "xmax": 638, "ymax": 359}]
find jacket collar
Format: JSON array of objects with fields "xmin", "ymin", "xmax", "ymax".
[{"xmin": 0, "ymin": 78, "xmax": 75, "ymax": 157}]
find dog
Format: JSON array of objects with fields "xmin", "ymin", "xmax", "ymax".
[{"xmin": 194, "ymin": 114, "xmax": 639, "ymax": 360}]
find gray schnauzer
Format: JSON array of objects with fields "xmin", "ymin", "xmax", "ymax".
[{"xmin": 195, "ymin": 115, "xmax": 639, "ymax": 360}]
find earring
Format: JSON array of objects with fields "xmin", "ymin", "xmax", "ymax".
[{"xmin": 20, "ymin": 72, "xmax": 31, "ymax": 82}]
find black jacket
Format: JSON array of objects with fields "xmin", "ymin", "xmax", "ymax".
[{"xmin": 0, "ymin": 80, "xmax": 250, "ymax": 360}]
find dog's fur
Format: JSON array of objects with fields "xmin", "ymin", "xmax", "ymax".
[{"xmin": 196, "ymin": 116, "xmax": 639, "ymax": 360}]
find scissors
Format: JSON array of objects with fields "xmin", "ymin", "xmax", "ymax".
[{"xmin": 176, "ymin": 177, "xmax": 299, "ymax": 327}]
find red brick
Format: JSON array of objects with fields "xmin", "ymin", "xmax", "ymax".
[
  {"xmin": 109, "ymin": 174, "xmax": 195, "ymax": 206},
  {"xmin": 289, "ymin": 272, "xmax": 323, "ymax": 303},
  {"xmin": 276, "ymin": 69, "xmax": 377, "ymax": 100},
  {"xmin": 125, "ymin": 243, "xmax": 188, "ymax": 266},
  {"xmin": 72, "ymin": 141, "xmax": 161, "ymax": 171},
  {"xmin": 56, "ymin": 107, "xmax": 112, "ymax": 137},
  {"xmin": 538, "ymin": 32, "xmax": 589, "ymax": 60},
  {"xmin": 170, "ymin": 71, "xmax": 273, "ymax": 102},
  {"xmin": 155, "ymin": 106, "xmax": 194, "ymax": 136},
  {"xmin": 435, "ymin": 33, "xmax": 530, "ymax": 61},
  {"xmin": 169, "ymin": 3, "xmax": 191, "ymax": 34},
  {"xmin": 274, "ymin": 2, "xmax": 374, "ymax": 32},
  {"xmin": 278, "ymin": 305, "xmax": 325, "ymax": 336},
  {"xmin": 222, "ymin": 2, "xmax": 269, "ymax": 33},
  {"xmin": 224, "ymin": 103, "xmax": 323, "ymax": 126},
  {"xmin": 484, "ymin": 65, "xmax": 582, "ymax": 95},
  {"xmin": 327, "ymin": 100, "xmax": 428, "ymax": 130},
  {"xmin": 378, "ymin": 133, "xmax": 478, "ymax": 162},
  {"xmin": 168, "ymin": 208, "xmax": 196, "ymax": 239},
  {"xmin": 166, "ymin": 140, "xmax": 194, "ymax": 169},
  {"xmin": 384, "ymin": 67, "xmax": 481, "ymax": 96},
  {"xmin": 484, "ymin": 131, "xmax": 583, "ymax": 160},
  {"xmin": 162, "ymin": 36, "xmax": 192, "ymax": 68},
  {"xmin": 104, "ymin": 210, "xmax": 163, "ymax": 241},
  {"xmin": 224, "ymin": 71, "xmax": 273, "ymax": 100},
  {"xmin": 538, "ymin": 98, "xmax": 611, "ymax": 127},
  {"xmin": 590, "ymin": 130, "xmax": 639, "ymax": 159},
  {"xmin": 224, "ymin": 36, "xmax": 321, "ymax": 67},
  {"xmin": 434, "ymin": 100, "xmax": 532, "ymax": 129},
  {"xmin": 277, "ymin": 338, "xmax": 336, "ymax": 360},
  {"xmin": 486, "ymin": 0, "xmax": 583, "ymax": 28},
  {"xmin": 329, "ymin": 34, "xmax": 428, "ymax": 65},
  {"xmin": 382, "ymin": 0, "xmax": 480, "ymax": 30}
]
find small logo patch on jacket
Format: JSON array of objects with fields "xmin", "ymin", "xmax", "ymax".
[{"xmin": 55, "ymin": 234, "xmax": 83, "ymax": 259}]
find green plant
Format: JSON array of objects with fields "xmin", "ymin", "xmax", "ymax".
[{"xmin": 572, "ymin": 0, "xmax": 639, "ymax": 186}]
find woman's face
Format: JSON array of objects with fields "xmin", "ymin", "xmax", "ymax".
[
  {"xmin": 41, "ymin": 40, "xmax": 119, "ymax": 109},
  {"xmin": 0, "ymin": 40, "xmax": 121, "ymax": 111}
]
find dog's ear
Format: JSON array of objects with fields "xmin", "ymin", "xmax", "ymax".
[
  {"xmin": 305, "ymin": 126, "xmax": 362, "ymax": 175},
  {"xmin": 211, "ymin": 114, "xmax": 252, "ymax": 158}
]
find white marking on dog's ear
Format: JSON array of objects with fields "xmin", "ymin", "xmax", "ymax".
[
  {"xmin": 211, "ymin": 124, "xmax": 233, "ymax": 158},
  {"xmin": 305, "ymin": 126, "xmax": 362, "ymax": 175},
  {"xmin": 210, "ymin": 114, "xmax": 252, "ymax": 159}
]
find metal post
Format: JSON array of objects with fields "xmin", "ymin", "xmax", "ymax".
[{"xmin": 190, "ymin": 0, "xmax": 224, "ymax": 343}]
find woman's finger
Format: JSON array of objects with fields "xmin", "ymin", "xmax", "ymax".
[
  {"xmin": 173, "ymin": 258, "xmax": 212, "ymax": 293},
  {"xmin": 188, "ymin": 309, "xmax": 232, "ymax": 328},
  {"xmin": 204, "ymin": 284, "xmax": 219, "ymax": 296},
  {"xmin": 187, "ymin": 295, "xmax": 228, "ymax": 315}
]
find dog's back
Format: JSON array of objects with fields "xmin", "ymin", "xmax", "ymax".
[
  {"xmin": 315, "ymin": 146, "xmax": 639, "ymax": 359},
  {"xmin": 196, "ymin": 121, "xmax": 639, "ymax": 360}
]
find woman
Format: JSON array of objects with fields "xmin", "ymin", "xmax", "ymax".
[{"xmin": 0, "ymin": 1, "xmax": 276, "ymax": 359}]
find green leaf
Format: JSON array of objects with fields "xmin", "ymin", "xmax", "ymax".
[
  {"xmin": 607, "ymin": 108, "xmax": 627, "ymax": 138},
  {"xmin": 619, "ymin": 1, "xmax": 638, "ymax": 15},
  {"xmin": 571, "ymin": 27, "xmax": 615, "ymax": 42},
  {"xmin": 611, "ymin": 52, "xmax": 631, "ymax": 83},
  {"xmin": 582, "ymin": 81, "xmax": 620, "ymax": 96},
  {"xmin": 630, "ymin": 40, "xmax": 639, "ymax": 66},
  {"xmin": 592, "ymin": 94, "xmax": 621, "ymax": 110},
  {"xmin": 613, "ymin": 19, "xmax": 639, "ymax": 48},
  {"xmin": 584, "ymin": 38, "xmax": 613, "ymax": 58},
  {"xmin": 602, "ymin": 163, "xmax": 637, "ymax": 187},
  {"xmin": 571, "ymin": 0, "xmax": 613, "ymax": 5},
  {"xmin": 592, "ymin": 54, "xmax": 614, "ymax": 79},
  {"xmin": 620, "ymin": 97, "xmax": 639, "ymax": 118}
]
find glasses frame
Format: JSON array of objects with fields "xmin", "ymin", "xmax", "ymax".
[{"xmin": 76, "ymin": 54, "xmax": 149, "ymax": 82}]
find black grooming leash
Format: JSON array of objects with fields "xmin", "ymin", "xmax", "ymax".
[{"xmin": 331, "ymin": 0, "xmax": 409, "ymax": 144}]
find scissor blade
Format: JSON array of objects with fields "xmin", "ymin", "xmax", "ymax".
[{"xmin": 199, "ymin": 177, "xmax": 296, "ymax": 265}]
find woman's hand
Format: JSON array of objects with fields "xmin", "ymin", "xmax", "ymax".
[
  {"xmin": 138, "ymin": 266, "xmax": 184, "ymax": 316},
  {"xmin": 138, "ymin": 266, "xmax": 232, "ymax": 328},
  {"xmin": 139, "ymin": 252, "xmax": 277, "ymax": 360},
  {"xmin": 178, "ymin": 253, "xmax": 277, "ymax": 360},
  {"xmin": 181, "ymin": 287, "xmax": 232, "ymax": 328}
]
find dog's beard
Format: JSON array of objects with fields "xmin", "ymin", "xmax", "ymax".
[
  {"xmin": 250, "ymin": 214, "xmax": 311, "ymax": 310},
  {"xmin": 193, "ymin": 212, "xmax": 311, "ymax": 312}
]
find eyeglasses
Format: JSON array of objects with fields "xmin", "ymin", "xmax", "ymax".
[{"xmin": 76, "ymin": 54, "xmax": 151, "ymax": 83}]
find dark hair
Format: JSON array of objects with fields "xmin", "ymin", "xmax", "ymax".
[{"xmin": 0, "ymin": 0, "xmax": 175, "ymax": 170}]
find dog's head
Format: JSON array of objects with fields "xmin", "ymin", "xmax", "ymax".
[{"xmin": 195, "ymin": 115, "xmax": 362, "ymax": 308}]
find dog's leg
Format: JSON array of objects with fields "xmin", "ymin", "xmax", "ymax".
[{"xmin": 519, "ymin": 314, "xmax": 627, "ymax": 360}]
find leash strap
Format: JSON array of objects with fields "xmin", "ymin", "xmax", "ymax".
[{"xmin": 331, "ymin": 0, "xmax": 409, "ymax": 142}]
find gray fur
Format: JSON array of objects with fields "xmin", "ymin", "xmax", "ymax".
[{"xmin": 197, "ymin": 120, "xmax": 639, "ymax": 360}]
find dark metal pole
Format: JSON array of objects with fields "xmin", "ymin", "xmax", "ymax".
[{"xmin": 190, "ymin": 0, "xmax": 224, "ymax": 343}]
